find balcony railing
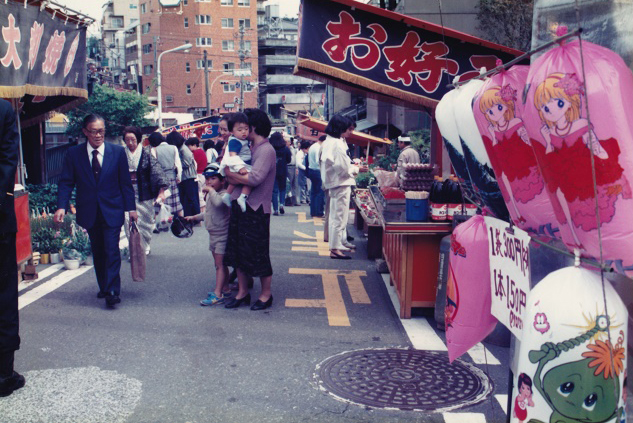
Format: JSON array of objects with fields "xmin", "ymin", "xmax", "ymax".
[{"xmin": 265, "ymin": 74, "xmax": 324, "ymax": 85}]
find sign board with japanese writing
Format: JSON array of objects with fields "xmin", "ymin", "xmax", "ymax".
[
  {"xmin": 484, "ymin": 216, "xmax": 531, "ymax": 340},
  {"xmin": 0, "ymin": 1, "xmax": 88, "ymax": 126},
  {"xmin": 295, "ymin": 0, "xmax": 524, "ymax": 109},
  {"xmin": 161, "ymin": 115, "xmax": 221, "ymax": 141}
]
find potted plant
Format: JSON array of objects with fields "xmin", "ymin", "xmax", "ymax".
[
  {"xmin": 61, "ymin": 246, "xmax": 83, "ymax": 270},
  {"xmin": 49, "ymin": 230, "xmax": 65, "ymax": 264},
  {"xmin": 72, "ymin": 227, "xmax": 92, "ymax": 265}
]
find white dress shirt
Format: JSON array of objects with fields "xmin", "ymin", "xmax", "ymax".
[{"xmin": 87, "ymin": 142, "xmax": 105, "ymax": 167}]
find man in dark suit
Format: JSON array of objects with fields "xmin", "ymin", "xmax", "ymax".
[
  {"xmin": 0, "ymin": 99, "xmax": 25, "ymax": 397},
  {"xmin": 54, "ymin": 114, "xmax": 137, "ymax": 308}
]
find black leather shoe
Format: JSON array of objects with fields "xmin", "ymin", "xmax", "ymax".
[
  {"xmin": 97, "ymin": 291, "xmax": 107, "ymax": 299},
  {"xmin": 106, "ymin": 295, "xmax": 121, "ymax": 307},
  {"xmin": 347, "ymin": 235, "xmax": 355, "ymax": 242},
  {"xmin": 0, "ymin": 371, "xmax": 25, "ymax": 397},
  {"xmin": 224, "ymin": 293, "xmax": 251, "ymax": 308},
  {"xmin": 280, "ymin": 206, "xmax": 285, "ymax": 215},
  {"xmin": 251, "ymin": 296, "xmax": 273, "ymax": 311}
]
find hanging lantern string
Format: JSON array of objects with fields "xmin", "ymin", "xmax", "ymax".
[
  {"xmin": 446, "ymin": 28, "xmax": 582, "ymax": 89},
  {"xmin": 572, "ymin": 2, "xmax": 620, "ymax": 411}
]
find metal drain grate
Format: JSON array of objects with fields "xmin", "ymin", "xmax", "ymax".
[{"xmin": 315, "ymin": 349, "xmax": 493, "ymax": 412}]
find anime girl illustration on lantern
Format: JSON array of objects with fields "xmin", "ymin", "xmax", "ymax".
[
  {"xmin": 533, "ymin": 73, "xmax": 632, "ymax": 247},
  {"xmin": 525, "ymin": 315, "xmax": 625, "ymax": 423},
  {"xmin": 479, "ymin": 84, "xmax": 545, "ymax": 225},
  {"xmin": 513, "ymin": 373, "xmax": 535, "ymax": 422}
]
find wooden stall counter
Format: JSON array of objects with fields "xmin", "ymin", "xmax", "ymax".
[{"xmin": 370, "ymin": 186, "xmax": 451, "ymax": 319}]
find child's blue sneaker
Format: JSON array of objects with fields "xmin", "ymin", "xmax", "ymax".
[{"xmin": 200, "ymin": 293, "xmax": 224, "ymax": 306}]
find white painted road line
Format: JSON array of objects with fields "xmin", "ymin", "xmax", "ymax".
[
  {"xmin": 380, "ymin": 274, "xmax": 503, "ymax": 365},
  {"xmin": 495, "ymin": 394, "xmax": 508, "ymax": 415},
  {"xmin": 468, "ymin": 343, "xmax": 501, "ymax": 365},
  {"xmin": 443, "ymin": 412, "xmax": 487, "ymax": 423},
  {"xmin": 18, "ymin": 265, "xmax": 93, "ymax": 310},
  {"xmin": 381, "ymin": 274, "xmax": 447, "ymax": 351},
  {"xmin": 18, "ymin": 263, "xmax": 65, "ymax": 292}
]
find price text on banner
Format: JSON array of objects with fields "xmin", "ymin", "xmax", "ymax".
[{"xmin": 484, "ymin": 217, "xmax": 531, "ymax": 340}]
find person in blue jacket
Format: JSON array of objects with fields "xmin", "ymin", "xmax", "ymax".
[{"xmin": 54, "ymin": 114, "xmax": 137, "ymax": 308}]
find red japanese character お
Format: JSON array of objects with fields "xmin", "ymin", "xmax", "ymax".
[
  {"xmin": 383, "ymin": 32, "xmax": 458, "ymax": 93},
  {"xmin": 322, "ymin": 11, "xmax": 382, "ymax": 71}
]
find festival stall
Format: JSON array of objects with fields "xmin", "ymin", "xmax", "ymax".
[
  {"xmin": 0, "ymin": 0, "xmax": 91, "ymax": 266},
  {"xmin": 295, "ymin": 0, "xmax": 523, "ymax": 318}
]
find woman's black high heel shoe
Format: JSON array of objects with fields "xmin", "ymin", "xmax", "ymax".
[
  {"xmin": 251, "ymin": 295, "xmax": 273, "ymax": 311},
  {"xmin": 224, "ymin": 293, "xmax": 251, "ymax": 308}
]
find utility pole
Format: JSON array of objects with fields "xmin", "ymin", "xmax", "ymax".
[
  {"xmin": 153, "ymin": 35, "xmax": 159, "ymax": 102},
  {"xmin": 238, "ymin": 24, "xmax": 246, "ymax": 112},
  {"xmin": 204, "ymin": 49, "xmax": 210, "ymax": 116}
]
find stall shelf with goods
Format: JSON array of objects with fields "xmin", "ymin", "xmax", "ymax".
[
  {"xmin": 351, "ymin": 188, "xmax": 382, "ymax": 260},
  {"xmin": 370, "ymin": 186, "xmax": 452, "ymax": 319}
]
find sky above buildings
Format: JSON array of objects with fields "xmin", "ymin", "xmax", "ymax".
[{"xmin": 58, "ymin": 0, "xmax": 301, "ymax": 35}]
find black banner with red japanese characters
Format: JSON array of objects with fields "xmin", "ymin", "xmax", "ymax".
[
  {"xmin": 295, "ymin": 0, "xmax": 524, "ymax": 108},
  {"xmin": 0, "ymin": 1, "xmax": 87, "ymax": 125}
]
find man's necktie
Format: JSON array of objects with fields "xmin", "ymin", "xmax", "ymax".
[{"xmin": 92, "ymin": 150, "xmax": 101, "ymax": 181}]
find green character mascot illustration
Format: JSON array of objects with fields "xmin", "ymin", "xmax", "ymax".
[{"xmin": 527, "ymin": 315, "xmax": 625, "ymax": 423}]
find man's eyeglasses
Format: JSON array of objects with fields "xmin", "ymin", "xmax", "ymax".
[{"xmin": 86, "ymin": 129, "xmax": 106, "ymax": 136}]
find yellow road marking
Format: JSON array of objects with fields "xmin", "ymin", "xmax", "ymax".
[
  {"xmin": 292, "ymin": 231, "xmax": 329, "ymax": 256},
  {"xmin": 295, "ymin": 212, "xmax": 324, "ymax": 226},
  {"xmin": 286, "ymin": 268, "xmax": 370, "ymax": 326}
]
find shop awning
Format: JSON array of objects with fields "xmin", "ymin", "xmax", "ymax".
[
  {"xmin": 0, "ymin": 0, "xmax": 92, "ymax": 126},
  {"xmin": 295, "ymin": 0, "xmax": 525, "ymax": 109},
  {"xmin": 297, "ymin": 114, "xmax": 392, "ymax": 148}
]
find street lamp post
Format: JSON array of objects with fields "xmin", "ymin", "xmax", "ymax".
[{"xmin": 156, "ymin": 43, "xmax": 192, "ymax": 129}]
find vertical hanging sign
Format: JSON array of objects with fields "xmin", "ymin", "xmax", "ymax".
[{"xmin": 484, "ymin": 216, "xmax": 531, "ymax": 339}]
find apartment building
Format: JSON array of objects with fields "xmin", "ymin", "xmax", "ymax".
[
  {"xmin": 257, "ymin": 4, "xmax": 325, "ymax": 120},
  {"xmin": 102, "ymin": 0, "xmax": 141, "ymax": 85},
  {"xmin": 138, "ymin": 0, "xmax": 258, "ymax": 119}
]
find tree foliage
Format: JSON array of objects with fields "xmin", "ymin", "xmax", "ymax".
[
  {"xmin": 477, "ymin": 0, "xmax": 534, "ymax": 52},
  {"xmin": 66, "ymin": 84, "xmax": 154, "ymax": 138}
]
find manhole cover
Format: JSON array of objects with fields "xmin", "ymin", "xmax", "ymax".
[{"xmin": 315, "ymin": 349, "xmax": 493, "ymax": 412}]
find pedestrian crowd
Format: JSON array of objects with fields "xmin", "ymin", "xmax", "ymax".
[{"xmin": 0, "ymin": 103, "xmax": 374, "ymax": 397}]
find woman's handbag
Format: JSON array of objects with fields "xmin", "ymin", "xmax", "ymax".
[{"xmin": 129, "ymin": 222, "xmax": 146, "ymax": 281}]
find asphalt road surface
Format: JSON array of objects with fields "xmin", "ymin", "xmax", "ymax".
[{"xmin": 4, "ymin": 204, "xmax": 510, "ymax": 423}]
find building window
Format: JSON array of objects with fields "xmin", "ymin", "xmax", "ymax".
[
  {"xmin": 244, "ymin": 82, "xmax": 253, "ymax": 92},
  {"xmin": 195, "ymin": 0, "xmax": 211, "ymax": 2},
  {"xmin": 183, "ymin": 0, "xmax": 188, "ymax": 4},
  {"xmin": 184, "ymin": 17, "xmax": 188, "ymax": 28},
  {"xmin": 166, "ymin": 95, "xmax": 174, "ymax": 103},
  {"xmin": 186, "ymin": 84, "xmax": 192, "ymax": 95},
  {"xmin": 223, "ymin": 62, "xmax": 235, "ymax": 72},
  {"xmin": 195, "ymin": 15, "xmax": 211, "ymax": 25},
  {"xmin": 238, "ymin": 19, "xmax": 250, "ymax": 29},
  {"xmin": 221, "ymin": 18, "xmax": 233, "ymax": 28},
  {"xmin": 141, "ymin": 3, "xmax": 146, "ymax": 13},
  {"xmin": 221, "ymin": 0, "xmax": 233, "ymax": 5},
  {"xmin": 238, "ymin": 0, "xmax": 250, "ymax": 6},
  {"xmin": 130, "ymin": 3, "xmax": 137, "ymax": 9},
  {"xmin": 143, "ymin": 64, "xmax": 153, "ymax": 75},
  {"xmin": 142, "ymin": 44, "xmax": 152, "ymax": 54},
  {"xmin": 141, "ymin": 23, "xmax": 151, "ymax": 34},
  {"xmin": 112, "ymin": 17, "xmax": 124, "ymax": 28},
  {"xmin": 243, "ymin": 62, "xmax": 252, "ymax": 71},
  {"xmin": 243, "ymin": 41, "xmax": 251, "ymax": 52},
  {"xmin": 185, "ymin": 62, "xmax": 190, "ymax": 72},
  {"xmin": 222, "ymin": 40, "xmax": 234, "ymax": 51},
  {"xmin": 196, "ymin": 37, "xmax": 212, "ymax": 47},
  {"xmin": 223, "ymin": 83, "xmax": 236, "ymax": 92},
  {"xmin": 197, "ymin": 59, "xmax": 213, "ymax": 69}
]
